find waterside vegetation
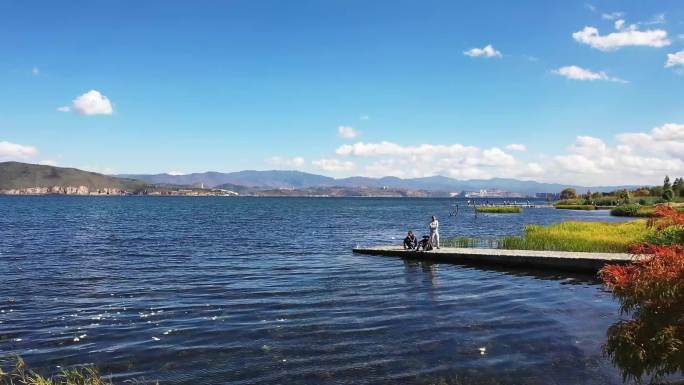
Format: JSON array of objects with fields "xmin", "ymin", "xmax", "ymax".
[
  {"xmin": 445, "ymin": 220, "xmax": 652, "ymax": 253},
  {"xmin": 500, "ymin": 220, "xmax": 651, "ymax": 253},
  {"xmin": 475, "ymin": 206, "xmax": 522, "ymax": 214},
  {"xmin": 599, "ymin": 206, "xmax": 684, "ymax": 383},
  {"xmin": 0, "ymin": 357, "xmax": 112, "ymax": 385}
]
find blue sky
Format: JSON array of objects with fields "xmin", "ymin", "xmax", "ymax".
[{"xmin": 1, "ymin": 0, "xmax": 683, "ymax": 185}]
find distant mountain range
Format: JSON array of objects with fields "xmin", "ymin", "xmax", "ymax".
[
  {"xmin": 0, "ymin": 162, "xmax": 643, "ymax": 197},
  {"xmin": 119, "ymin": 170, "xmax": 640, "ymax": 195}
]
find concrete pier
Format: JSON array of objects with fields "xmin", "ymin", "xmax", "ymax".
[{"xmin": 352, "ymin": 246, "xmax": 642, "ymax": 272}]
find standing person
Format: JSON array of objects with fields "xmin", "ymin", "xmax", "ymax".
[{"xmin": 429, "ymin": 215, "xmax": 440, "ymax": 249}]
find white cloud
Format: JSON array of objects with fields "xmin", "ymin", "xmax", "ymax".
[
  {"xmin": 336, "ymin": 141, "xmax": 522, "ymax": 180},
  {"xmin": 360, "ymin": 115, "xmax": 370, "ymax": 120},
  {"xmin": 0, "ymin": 141, "xmax": 39, "ymax": 160},
  {"xmin": 56, "ymin": 106, "xmax": 71, "ymax": 113},
  {"xmin": 337, "ymin": 125, "xmax": 359, "ymax": 139},
  {"xmin": 464, "ymin": 44, "xmax": 502, "ymax": 58},
  {"xmin": 69, "ymin": 90, "xmax": 114, "ymax": 116},
  {"xmin": 665, "ymin": 50, "xmax": 684, "ymax": 68},
  {"xmin": 312, "ymin": 159, "xmax": 356, "ymax": 172},
  {"xmin": 265, "ymin": 156, "xmax": 305, "ymax": 168},
  {"xmin": 543, "ymin": 125, "xmax": 684, "ymax": 184},
  {"xmin": 552, "ymin": 65, "xmax": 627, "ymax": 83},
  {"xmin": 617, "ymin": 123, "xmax": 684, "ymax": 159},
  {"xmin": 652, "ymin": 123, "xmax": 684, "ymax": 141},
  {"xmin": 39, "ymin": 159, "xmax": 58, "ymax": 166},
  {"xmin": 642, "ymin": 13, "xmax": 666, "ymax": 26},
  {"xmin": 79, "ymin": 165, "xmax": 117, "ymax": 175},
  {"xmin": 602, "ymin": 12, "xmax": 625, "ymax": 20},
  {"xmin": 32, "ymin": 66, "xmax": 40, "ymax": 76},
  {"xmin": 325, "ymin": 121, "xmax": 684, "ymax": 185},
  {"xmin": 572, "ymin": 25, "xmax": 670, "ymax": 51},
  {"xmin": 614, "ymin": 19, "xmax": 626, "ymax": 30},
  {"xmin": 585, "ymin": 4, "xmax": 596, "ymax": 13},
  {"xmin": 505, "ymin": 144, "xmax": 527, "ymax": 152},
  {"xmin": 167, "ymin": 171, "xmax": 186, "ymax": 176}
]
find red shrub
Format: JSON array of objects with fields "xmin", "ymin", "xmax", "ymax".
[
  {"xmin": 648, "ymin": 205, "xmax": 684, "ymax": 231},
  {"xmin": 599, "ymin": 204, "xmax": 684, "ymax": 382}
]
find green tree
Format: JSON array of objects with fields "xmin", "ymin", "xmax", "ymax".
[
  {"xmin": 616, "ymin": 189, "xmax": 631, "ymax": 203},
  {"xmin": 662, "ymin": 188, "xmax": 674, "ymax": 202},
  {"xmin": 673, "ymin": 177, "xmax": 683, "ymax": 197},
  {"xmin": 663, "ymin": 175, "xmax": 671, "ymax": 190},
  {"xmin": 560, "ymin": 188, "xmax": 577, "ymax": 200}
]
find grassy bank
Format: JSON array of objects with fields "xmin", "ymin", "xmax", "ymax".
[
  {"xmin": 500, "ymin": 220, "xmax": 651, "ymax": 253},
  {"xmin": 555, "ymin": 204, "xmax": 596, "ymax": 210},
  {"xmin": 611, "ymin": 203, "xmax": 684, "ymax": 217},
  {"xmin": 476, "ymin": 206, "xmax": 522, "ymax": 214}
]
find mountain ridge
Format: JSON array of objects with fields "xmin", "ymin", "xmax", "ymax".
[{"xmin": 118, "ymin": 170, "xmax": 640, "ymax": 195}]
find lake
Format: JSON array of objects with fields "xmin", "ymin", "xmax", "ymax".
[{"xmin": 0, "ymin": 196, "xmax": 633, "ymax": 384}]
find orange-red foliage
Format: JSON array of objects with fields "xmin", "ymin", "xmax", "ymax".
[
  {"xmin": 599, "ymin": 204, "xmax": 684, "ymax": 381},
  {"xmin": 601, "ymin": 244, "xmax": 684, "ymax": 314},
  {"xmin": 647, "ymin": 204, "xmax": 684, "ymax": 231}
]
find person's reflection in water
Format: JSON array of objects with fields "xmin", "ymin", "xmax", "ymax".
[{"xmin": 403, "ymin": 260, "xmax": 439, "ymax": 302}]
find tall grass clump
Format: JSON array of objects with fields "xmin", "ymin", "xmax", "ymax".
[
  {"xmin": 554, "ymin": 198, "xmax": 585, "ymax": 206},
  {"xmin": 610, "ymin": 204, "xmax": 655, "ymax": 217},
  {"xmin": 501, "ymin": 220, "xmax": 652, "ymax": 253},
  {"xmin": 555, "ymin": 204, "xmax": 596, "ymax": 210},
  {"xmin": 442, "ymin": 237, "xmax": 501, "ymax": 248},
  {"xmin": 0, "ymin": 357, "xmax": 112, "ymax": 385},
  {"xmin": 476, "ymin": 206, "xmax": 522, "ymax": 214}
]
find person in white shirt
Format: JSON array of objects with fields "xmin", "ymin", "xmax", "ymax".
[{"xmin": 429, "ymin": 215, "xmax": 440, "ymax": 249}]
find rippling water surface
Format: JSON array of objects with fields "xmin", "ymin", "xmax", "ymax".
[{"xmin": 0, "ymin": 197, "xmax": 632, "ymax": 384}]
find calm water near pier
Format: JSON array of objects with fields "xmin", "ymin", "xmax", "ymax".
[{"xmin": 1, "ymin": 196, "xmax": 633, "ymax": 384}]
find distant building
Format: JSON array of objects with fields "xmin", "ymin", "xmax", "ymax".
[
  {"xmin": 463, "ymin": 189, "xmax": 525, "ymax": 198},
  {"xmin": 536, "ymin": 192, "xmax": 560, "ymax": 200}
]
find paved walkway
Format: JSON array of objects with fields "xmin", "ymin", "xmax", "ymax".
[{"xmin": 352, "ymin": 246, "xmax": 643, "ymax": 272}]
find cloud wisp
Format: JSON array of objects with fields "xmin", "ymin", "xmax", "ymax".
[
  {"xmin": 312, "ymin": 159, "xmax": 356, "ymax": 172},
  {"xmin": 505, "ymin": 144, "xmax": 527, "ymax": 152},
  {"xmin": 464, "ymin": 44, "xmax": 502, "ymax": 58},
  {"xmin": 265, "ymin": 156, "xmax": 305, "ymax": 168},
  {"xmin": 665, "ymin": 50, "xmax": 684, "ymax": 71},
  {"xmin": 552, "ymin": 65, "xmax": 627, "ymax": 83},
  {"xmin": 337, "ymin": 126, "xmax": 359, "ymax": 139},
  {"xmin": 0, "ymin": 141, "xmax": 39, "ymax": 160}
]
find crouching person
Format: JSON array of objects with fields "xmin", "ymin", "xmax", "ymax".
[
  {"xmin": 403, "ymin": 231, "xmax": 417, "ymax": 250},
  {"xmin": 416, "ymin": 235, "xmax": 433, "ymax": 252}
]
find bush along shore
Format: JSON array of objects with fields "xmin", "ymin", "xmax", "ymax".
[
  {"xmin": 554, "ymin": 176, "xmax": 684, "ymax": 212},
  {"xmin": 611, "ymin": 203, "xmax": 684, "ymax": 218},
  {"xmin": 599, "ymin": 205, "xmax": 684, "ymax": 383}
]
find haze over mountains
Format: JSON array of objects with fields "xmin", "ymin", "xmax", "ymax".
[{"xmin": 119, "ymin": 170, "xmax": 638, "ymax": 195}]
